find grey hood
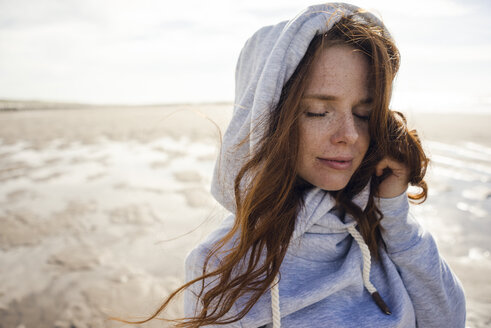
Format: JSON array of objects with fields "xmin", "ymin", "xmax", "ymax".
[
  {"xmin": 210, "ymin": 2, "xmax": 389, "ymax": 213},
  {"xmin": 185, "ymin": 5, "xmax": 467, "ymax": 327}
]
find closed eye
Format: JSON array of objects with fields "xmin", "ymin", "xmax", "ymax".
[
  {"xmin": 354, "ymin": 112, "xmax": 370, "ymax": 121},
  {"xmin": 305, "ymin": 111, "xmax": 328, "ymax": 117}
]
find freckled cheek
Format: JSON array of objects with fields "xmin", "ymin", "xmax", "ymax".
[
  {"xmin": 298, "ymin": 126, "xmax": 331, "ymax": 170},
  {"xmin": 300, "ymin": 119, "xmax": 333, "ymax": 138},
  {"xmin": 299, "ymin": 123, "xmax": 328, "ymax": 151},
  {"xmin": 356, "ymin": 127, "xmax": 371, "ymax": 154},
  {"xmin": 298, "ymin": 124, "xmax": 318, "ymax": 164}
]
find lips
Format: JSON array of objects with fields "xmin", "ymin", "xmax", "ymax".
[{"xmin": 317, "ymin": 157, "xmax": 353, "ymax": 170}]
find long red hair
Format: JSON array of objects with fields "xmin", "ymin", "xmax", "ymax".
[{"xmin": 115, "ymin": 13, "xmax": 429, "ymax": 327}]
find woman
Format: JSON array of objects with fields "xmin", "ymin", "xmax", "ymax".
[{"xmin": 139, "ymin": 3, "xmax": 466, "ymax": 327}]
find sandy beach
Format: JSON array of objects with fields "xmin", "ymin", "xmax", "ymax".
[{"xmin": 0, "ymin": 103, "xmax": 490, "ymax": 328}]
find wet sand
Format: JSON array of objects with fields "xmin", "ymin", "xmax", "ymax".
[{"xmin": 0, "ymin": 103, "xmax": 490, "ymax": 327}]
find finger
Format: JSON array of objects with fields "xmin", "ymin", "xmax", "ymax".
[
  {"xmin": 376, "ymin": 157, "xmax": 408, "ymax": 178},
  {"xmin": 383, "ymin": 158, "xmax": 407, "ymax": 176},
  {"xmin": 376, "ymin": 157, "xmax": 406, "ymax": 173},
  {"xmin": 375, "ymin": 158, "xmax": 389, "ymax": 176}
]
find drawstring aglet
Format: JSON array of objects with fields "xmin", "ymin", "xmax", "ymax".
[{"xmin": 371, "ymin": 291, "xmax": 391, "ymax": 315}]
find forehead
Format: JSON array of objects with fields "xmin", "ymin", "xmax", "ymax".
[{"xmin": 303, "ymin": 44, "xmax": 370, "ymax": 98}]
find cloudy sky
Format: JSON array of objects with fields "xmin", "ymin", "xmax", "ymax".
[{"xmin": 0, "ymin": 0, "xmax": 490, "ymax": 113}]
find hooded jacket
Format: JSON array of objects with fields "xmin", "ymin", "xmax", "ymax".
[{"xmin": 184, "ymin": 3, "xmax": 466, "ymax": 327}]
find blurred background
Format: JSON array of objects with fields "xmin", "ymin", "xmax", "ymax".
[
  {"xmin": 0, "ymin": 1, "xmax": 490, "ymax": 327},
  {"xmin": 1, "ymin": 0, "xmax": 490, "ymax": 112}
]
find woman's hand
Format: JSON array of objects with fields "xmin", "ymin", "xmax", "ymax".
[{"xmin": 375, "ymin": 157, "xmax": 410, "ymax": 198}]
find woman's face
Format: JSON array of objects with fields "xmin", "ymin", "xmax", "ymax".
[{"xmin": 297, "ymin": 44, "xmax": 371, "ymax": 191}]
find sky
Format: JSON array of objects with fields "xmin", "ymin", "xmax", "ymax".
[{"xmin": 0, "ymin": 0, "xmax": 490, "ymax": 113}]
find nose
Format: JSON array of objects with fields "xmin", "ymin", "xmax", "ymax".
[{"xmin": 330, "ymin": 113, "xmax": 359, "ymax": 145}]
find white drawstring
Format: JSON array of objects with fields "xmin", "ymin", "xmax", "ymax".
[
  {"xmin": 271, "ymin": 275, "xmax": 281, "ymax": 328},
  {"xmin": 269, "ymin": 224, "xmax": 390, "ymax": 327},
  {"xmin": 347, "ymin": 225, "xmax": 391, "ymax": 315},
  {"xmin": 347, "ymin": 225, "xmax": 377, "ymax": 294}
]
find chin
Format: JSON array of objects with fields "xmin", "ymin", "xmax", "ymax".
[
  {"xmin": 315, "ymin": 178, "xmax": 350, "ymax": 192},
  {"xmin": 320, "ymin": 185, "xmax": 347, "ymax": 192}
]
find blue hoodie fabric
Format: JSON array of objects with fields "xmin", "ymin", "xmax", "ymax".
[{"xmin": 184, "ymin": 3, "xmax": 466, "ymax": 327}]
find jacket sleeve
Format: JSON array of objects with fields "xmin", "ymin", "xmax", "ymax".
[{"xmin": 377, "ymin": 192, "xmax": 466, "ymax": 328}]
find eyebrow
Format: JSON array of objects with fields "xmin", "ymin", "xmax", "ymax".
[{"xmin": 302, "ymin": 94, "xmax": 374, "ymax": 105}]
